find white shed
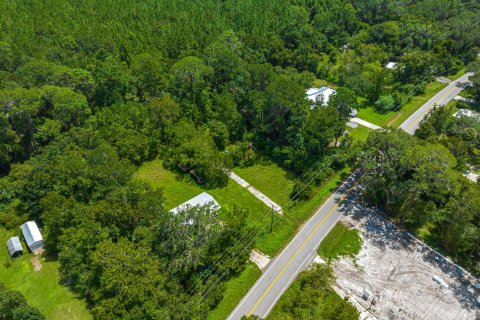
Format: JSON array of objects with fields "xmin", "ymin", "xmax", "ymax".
[
  {"xmin": 170, "ymin": 192, "xmax": 221, "ymax": 215},
  {"xmin": 20, "ymin": 221, "xmax": 44, "ymax": 252},
  {"xmin": 6, "ymin": 236, "xmax": 23, "ymax": 257}
]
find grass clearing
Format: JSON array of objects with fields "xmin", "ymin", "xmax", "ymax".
[
  {"xmin": 445, "ymin": 68, "xmax": 466, "ymax": 81},
  {"xmin": 357, "ymin": 82, "xmax": 448, "ymax": 127},
  {"xmin": 318, "ymin": 222, "xmax": 362, "ymax": 260},
  {"xmin": 0, "ymin": 229, "xmax": 91, "ymax": 320},
  {"xmin": 207, "ymin": 262, "xmax": 261, "ymax": 320},
  {"xmin": 346, "ymin": 125, "xmax": 371, "ymax": 143}
]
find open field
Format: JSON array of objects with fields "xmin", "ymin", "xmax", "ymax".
[
  {"xmin": 332, "ymin": 203, "xmax": 479, "ymax": 320},
  {"xmin": 0, "ymin": 229, "xmax": 91, "ymax": 320},
  {"xmin": 357, "ymin": 82, "xmax": 448, "ymax": 127}
]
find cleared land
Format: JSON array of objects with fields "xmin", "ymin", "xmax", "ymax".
[
  {"xmin": 331, "ymin": 204, "xmax": 479, "ymax": 320},
  {"xmin": 357, "ymin": 82, "xmax": 448, "ymax": 127},
  {"xmin": 0, "ymin": 229, "xmax": 91, "ymax": 320}
]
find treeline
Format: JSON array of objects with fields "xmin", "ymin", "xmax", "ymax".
[
  {"xmin": 0, "ymin": 0, "xmax": 479, "ymax": 318},
  {"xmin": 0, "ymin": 283, "xmax": 45, "ymax": 320},
  {"xmin": 361, "ymin": 128, "xmax": 480, "ymax": 271}
]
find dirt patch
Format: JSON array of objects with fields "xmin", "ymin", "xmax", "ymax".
[
  {"xmin": 332, "ymin": 203, "xmax": 479, "ymax": 320},
  {"xmin": 30, "ymin": 255, "xmax": 42, "ymax": 272},
  {"xmin": 30, "ymin": 248, "xmax": 44, "ymax": 272}
]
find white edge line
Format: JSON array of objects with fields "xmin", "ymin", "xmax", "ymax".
[
  {"xmin": 227, "ymin": 171, "xmax": 360, "ymax": 320},
  {"xmin": 261, "ymin": 185, "xmax": 365, "ymax": 318}
]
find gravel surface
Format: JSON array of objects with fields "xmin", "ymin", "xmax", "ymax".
[{"xmin": 332, "ymin": 203, "xmax": 479, "ymax": 320}]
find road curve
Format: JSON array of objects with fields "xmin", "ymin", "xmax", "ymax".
[
  {"xmin": 227, "ymin": 171, "xmax": 365, "ymax": 320},
  {"xmin": 399, "ymin": 73, "xmax": 473, "ymax": 135}
]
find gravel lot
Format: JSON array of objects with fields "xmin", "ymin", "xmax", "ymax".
[{"xmin": 331, "ymin": 203, "xmax": 479, "ymax": 320}]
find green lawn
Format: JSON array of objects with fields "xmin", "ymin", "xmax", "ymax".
[
  {"xmin": 346, "ymin": 125, "xmax": 371, "ymax": 143},
  {"xmin": 357, "ymin": 82, "xmax": 448, "ymax": 127},
  {"xmin": 318, "ymin": 222, "xmax": 362, "ymax": 260},
  {"xmin": 0, "ymin": 229, "xmax": 91, "ymax": 320},
  {"xmin": 445, "ymin": 68, "xmax": 466, "ymax": 81},
  {"xmin": 207, "ymin": 262, "xmax": 261, "ymax": 320}
]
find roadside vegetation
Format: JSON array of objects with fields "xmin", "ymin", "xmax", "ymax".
[
  {"xmin": 0, "ymin": 0, "xmax": 479, "ymax": 319},
  {"xmin": 318, "ymin": 223, "xmax": 363, "ymax": 260},
  {"xmin": 266, "ymin": 264, "xmax": 358, "ymax": 320}
]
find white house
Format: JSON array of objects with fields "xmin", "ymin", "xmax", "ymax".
[
  {"xmin": 20, "ymin": 221, "xmax": 44, "ymax": 252},
  {"xmin": 6, "ymin": 236, "xmax": 23, "ymax": 257},
  {"xmin": 385, "ymin": 62, "xmax": 397, "ymax": 70},
  {"xmin": 169, "ymin": 192, "xmax": 221, "ymax": 215},
  {"xmin": 306, "ymin": 86, "xmax": 336, "ymax": 106}
]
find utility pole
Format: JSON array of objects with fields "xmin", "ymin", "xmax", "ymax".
[{"xmin": 270, "ymin": 205, "xmax": 274, "ymax": 233}]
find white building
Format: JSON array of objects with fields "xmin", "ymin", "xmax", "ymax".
[
  {"xmin": 306, "ymin": 86, "xmax": 336, "ymax": 106},
  {"xmin": 6, "ymin": 236, "xmax": 23, "ymax": 257},
  {"xmin": 385, "ymin": 62, "xmax": 397, "ymax": 70},
  {"xmin": 20, "ymin": 221, "xmax": 44, "ymax": 252},
  {"xmin": 169, "ymin": 192, "xmax": 221, "ymax": 215}
]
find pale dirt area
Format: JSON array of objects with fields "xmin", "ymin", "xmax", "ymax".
[
  {"xmin": 332, "ymin": 203, "xmax": 479, "ymax": 320},
  {"xmin": 250, "ymin": 250, "xmax": 271, "ymax": 271}
]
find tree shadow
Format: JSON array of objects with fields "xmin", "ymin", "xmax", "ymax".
[{"xmin": 344, "ymin": 203, "xmax": 480, "ymax": 313}]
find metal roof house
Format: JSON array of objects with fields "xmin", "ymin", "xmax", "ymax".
[
  {"xmin": 306, "ymin": 86, "xmax": 336, "ymax": 106},
  {"xmin": 170, "ymin": 192, "xmax": 221, "ymax": 215},
  {"xmin": 20, "ymin": 221, "xmax": 44, "ymax": 252},
  {"xmin": 6, "ymin": 236, "xmax": 23, "ymax": 257},
  {"xmin": 385, "ymin": 62, "xmax": 397, "ymax": 70}
]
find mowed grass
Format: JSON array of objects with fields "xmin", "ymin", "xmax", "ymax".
[
  {"xmin": 207, "ymin": 262, "xmax": 261, "ymax": 320},
  {"xmin": 346, "ymin": 125, "xmax": 371, "ymax": 143},
  {"xmin": 0, "ymin": 229, "xmax": 91, "ymax": 320},
  {"xmin": 357, "ymin": 82, "xmax": 448, "ymax": 127},
  {"xmin": 135, "ymin": 159, "xmax": 294, "ymax": 257},
  {"xmin": 233, "ymin": 160, "xmax": 296, "ymax": 209},
  {"xmin": 318, "ymin": 222, "xmax": 362, "ymax": 260}
]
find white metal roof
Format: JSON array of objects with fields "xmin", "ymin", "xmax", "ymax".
[
  {"xmin": 6, "ymin": 236, "xmax": 23, "ymax": 256},
  {"xmin": 20, "ymin": 221, "xmax": 43, "ymax": 247},
  {"xmin": 306, "ymin": 86, "xmax": 336, "ymax": 105},
  {"xmin": 169, "ymin": 192, "xmax": 221, "ymax": 215},
  {"xmin": 385, "ymin": 62, "xmax": 397, "ymax": 70}
]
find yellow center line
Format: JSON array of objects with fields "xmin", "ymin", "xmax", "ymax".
[
  {"xmin": 405, "ymin": 84, "xmax": 459, "ymax": 131},
  {"xmin": 247, "ymin": 176, "xmax": 363, "ymax": 317}
]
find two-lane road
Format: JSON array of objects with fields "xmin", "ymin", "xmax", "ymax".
[
  {"xmin": 399, "ymin": 72, "xmax": 473, "ymax": 134},
  {"xmin": 228, "ymin": 171, "xmax": 364, "ymax": 320}
]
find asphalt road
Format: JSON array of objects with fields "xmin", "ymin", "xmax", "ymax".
[
  {"xmin": 399, "ymin": 73, "xmax": 473, "ymax": 134},
  {"xmin": 227, "ymin": 171, "xmax": 365, "ymax": 320}
]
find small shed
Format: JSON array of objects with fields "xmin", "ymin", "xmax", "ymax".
[
  {"xmin": 170, "ymin": 192, "xmax": 221, "ymax": 215},
  {"xmin": 6, "ymin": 236, "xmax": 23, "ymax": 257},
  {"xmin": 20, "ymin": 221, "xmax": 44, "ymax": 252}
]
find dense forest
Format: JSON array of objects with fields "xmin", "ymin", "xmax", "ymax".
[{"xmin": 1, "ymin": 0, "xmax": 479, "ymax": 318}]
